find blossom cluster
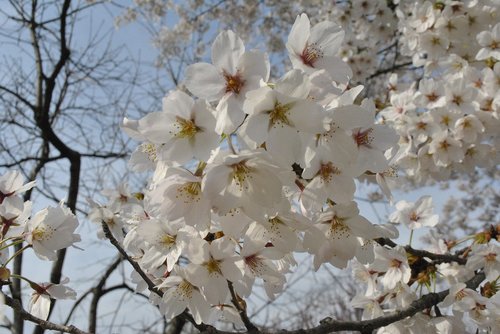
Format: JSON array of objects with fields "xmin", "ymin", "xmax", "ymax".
[
  {"xmin": 380, "ymin": 1, "xmax": 499, "ymax": 183},
  {"xmin": 0, "ymin": 170, "xmax": 79, "ymax": 320},
  {"xmin": 89, "ymin": 10, "xmax": 500, "ymax": 333}
]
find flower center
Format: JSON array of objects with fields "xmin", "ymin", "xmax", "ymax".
[
  {"xmin": 177, "ymin": 280, "xmax": 194, "ymax": 298},
  {"xmin": 327, "ymin": 215, "xmax": 350, "ymax": 239},
  {"xmin": 224, "ymin": 71, "xmax": 245, "ymax": 94},
  {"xmin": 244, "ymin": 254, "xmax": 263, "ymax": 274},
  {"xmin": 173, "ymin": 116, "xmax": 199, "ymax": 139},
  {"xmin": 268, "ymin": 101, "xmax": 293, "ymax": 128},
  {"xmin": 140, "ymin": 143, "xmax": 157, "ymax": 162},
  {"xmin": 176, "ymin": 182, "xmax": 201, "ymax": 203},
  {"xmin": 353, "ymin": 128, "xmax": 374, "ymax": 148},
  {"xmin": 452, "ymin": 95, "xmax": 463, "ymax": 106},
  {"xmin": 409, "ymin": 211, "xmax": 420, "ymax": 222},
  {"xmin": 439, "ymin": 140, "xmax": 451, "ymax": 151},
  {"xmin": 230, "ymin": 161, "xmax": 253, "ymax": 190},
  {"xmin": 390, "ymin": 259, "xmax": 402, "ymax": 268},
  {"xmin": 161, "ymin": 234, "xmax": 176, "ymax": 247},
  {"xmin": 32, "ymin": 225, "xmax": 54, "ymax": 241},
  {"xmin": 318, "ymin": 162, "xmax": 341, "ymax": 183},
  {"xmin": 485, "ymin": 252, "xmax": 497, "ymax": 263},
  {"xmin": 205, "ymin": 258, "xmax": 222, "ymax": 275},
  {"xmin": 300, "ymin": 42, "xmax": 323, "ymax": 67},
  {"xmin": 426, "ymin": 92, "xmax": 439, "ymax": 102}
]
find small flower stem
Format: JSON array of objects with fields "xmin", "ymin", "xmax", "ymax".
[
  {"xmin": 194, "ymin": 161, "xmax": 207, "ymax": 176},
  {"xmin": 10, "ymin": 273, "xmax": 35, "ymax": 285},
  {"xmin": 3, "ymin": 244, "xmax": 30, "ymax": 267},
  {"xmin": 409, "ymin": 230, "xmax": 414, "ymax": 247},
  {"xmin": 0, "ymin": 238, "xmax": 22, "ymax": 251}
]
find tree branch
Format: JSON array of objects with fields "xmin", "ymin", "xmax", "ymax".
[{"xmin": 3, "ymin": 294, "xmax": 90, "ymax": 334}]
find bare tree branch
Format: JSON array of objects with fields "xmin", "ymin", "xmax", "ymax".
[{"xmin": 3, "ymin": 294, "xmax": 91, "ymax": 334}]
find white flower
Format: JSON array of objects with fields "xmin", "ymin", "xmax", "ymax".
[
  {"xmin": 466, "ymin": 244, "xmax": 500, "ymax": 281},
  {"xmin": 476, "ymin": 23, "xmax": 500, "ymax": 60},
  {"xmin": 136, "ymin": 90, "xmax": 219, "ymax": 164},
  {"xmin": 441, "ymin": 283, "xmax": 478, "ymax": 311},
  {"xmin": 370, "ymin": 246, "xmax": 411, "ymax": 290},
  {"xmin": 286, "ymin": 13, "xmax": 352, "ymax": 84},
  {"xmin": 238, "ymin": 237, "xmax": 285, "ymax": 299},
  {"xmin": 136, "ymin": 218, "xmax": 197, "ymax": 271},
  {"xmin": 414, "ymin": 79, "xmax": 446, "ymax": 109},
  {"xmin": 389, "ymin": 195, "xmax": 439, "ymax": 229},
  {"xmin": 241, "ymin": 69, "xmax": 327, "ymax": 166},
  {"xmin": 202, "ymin": 149, "xmax": 285, "ymax": 220},
  {"xmin": 145, "ymin": 167, "xmax": 211, "ymax": 230},
  {"xmin": 185, "ymin": 238, "xmax": 244, "ymax": 304},
  {"xmin": 28, "ymin": 278, "xmax": 76, "ymax": 320},
  {"xmin": 428, "ymin": 131, "xmax": 464, "ymax": 167},
  {"xmin": 0, "ymin": 170, "xmax": 35, "ymax": 204},
  {"xmin": 0, "ymin": 198, "xmax": 31, "ymax": 238},
  {"xmin": 25, "ymin": 206, "xmax": 81, "ymax": 261},
  {"xmin": 304, "ymin": 202, "xmax": 382, "ymax": 270},
  {"xmin": 246, "ymin": 211, "xmax": 308, "ymax": 253},
  {"xmin": 454, "ymin": 114, "xmax": 485, "ymax": 143},
  {"xmin": 301, "ymin": 147, "xmax": 356, "ymax": 210},
  {"xmin": 185, "ymin": 30, "xmax": 269, "ymax": 134},
  {"xmin": 158, "ymin": 266, "xmax": 212, "ymax": 324}
]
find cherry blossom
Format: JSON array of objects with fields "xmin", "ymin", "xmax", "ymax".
[{"xmin": 24, "ymin": 205, "xmax": 81, "ymax": 261}]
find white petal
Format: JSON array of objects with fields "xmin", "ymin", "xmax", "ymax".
[
  {"xmin": 212, "ymin": 30, "xmax": 245, "ymax": 74},
  {"xmin": 185, "ymin": 63, "xmax": 225, "ymax": 100}
]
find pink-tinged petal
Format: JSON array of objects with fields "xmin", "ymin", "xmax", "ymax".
[
  {"xmin": 212, "ymin": 30, "xmax": 245, "ymax": 74},
  {"xmin": 287, "ymin": 14, "xmax": 310, "ymax": 57},
  {"xmin": 239, "ymin": 50, "xmax": 270, "ymax": 81},
  {"xmin": 184, "ymin": 63, "xmax": 225, "ymax": 100},
  {"xmin": 314, "ymin": 56, "xmax": 352, "ymax": 84}
]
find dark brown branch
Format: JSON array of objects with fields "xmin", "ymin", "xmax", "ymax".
[
  {"xmin": 367, "ymin": 62, "xmax": 413, "ymax": 80},
  {"xmin": 101, "ymin": 222, "xmax": 163, "ymax": 297},
  {"xmin": 88, "ymin": 255, "xmax": 123, "ymax": 333},
  {"xmin": 227, "ymin": 281, "xmax": 258, "ymax": 332},
  {"xmin": 101, "ymin": 222, "xmax": 218, "ymax": 333},
  {"xmin": 375, "ymin": 238, "xmax": 467, "ymax": 265},
  {"xmin": 3, "ymin": 295, "xmax": 90, "ymax": 334},
  {"xmin": 195, "ymin": 272, "xmax": 486, "ymax": 334}
]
